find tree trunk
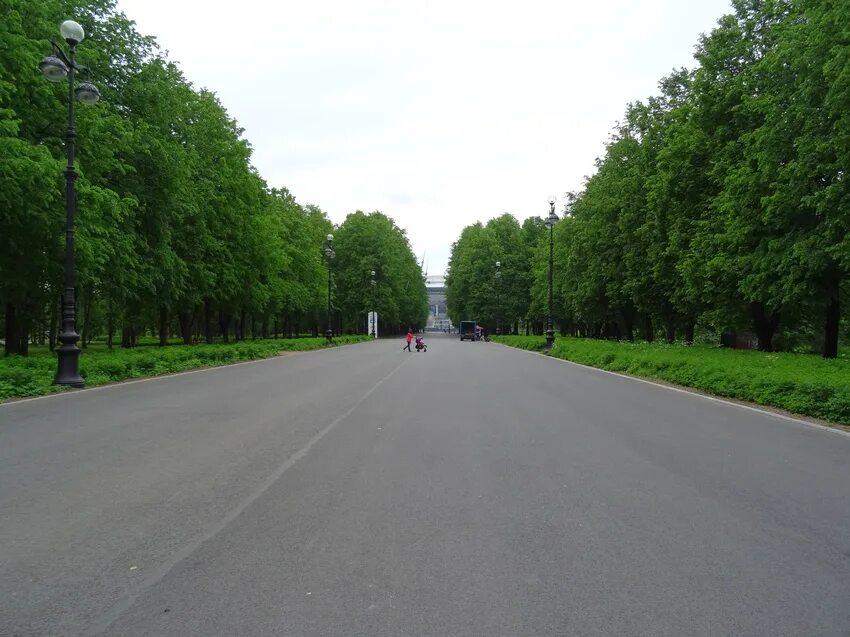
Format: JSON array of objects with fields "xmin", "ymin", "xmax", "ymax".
[
  {"xmin": 15, "ymin": 295, "xmax": 30, "ymax": 355},
  {"xmin": 643, "ymin": 315, "xmax": 654, "ymax": 342},
  {"xmin": 4, "ymin": 302, "xmax": 19, "ymax": 356},
  {"xmin": 5, "ymin": 302, "xmax": 21, "ymax": 355},
  {"xmin": 822, "ymin": 275, "xmax": 840, "ymax": 359},
  {"xmin": 178, "ymin": 311, "xmax": 193, "ymax": 345},
  {"xmin": 609, "ymin": 321, "xmax": 621, "ymax": 340},
  {"xmin": 80, "ymin": 292, "xmax": 92, "ymax": 349},
  {"xmin": 665, "ymin": 322, "xmax": 675, "ymax": 344},
  {"xmin": 238, "ymin": 309, "xmax": 247, "ymax": 342},
  {"xmin": 751, "ymin": 302, "xmax": 780, "ymax": 352},
  {"xmin": 159, "ymin": 306, "xmax": 169, "ymax": 346},
  {"xmin": 219, "ymin": 312, "xmax": 230, "ymax": 343},
  {"xmin": 18, "ymin": 324, "xmax": 29, "ymax": 356},
  {"xmin": 684, "ymin": 320, "xmax": 695, "ymax": 346},
  {"xmin": 623, "ymin": 314, "xmax": 634, "ymax": 342},
  {"xmin": 5, "ymin": 302, "xmax": 31, "ymax": 355},
  {"xmin": 49, "ymin": 295, "xmax": 59, "ymax": 351},
  {"xmin": 121, "ymin": 322, "xmax": 133, "ymax": 348},
  {"xmin": 204, "ymin": 299, "xmax": 214, "ymax": 344}
]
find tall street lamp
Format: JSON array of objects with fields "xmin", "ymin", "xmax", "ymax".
[
  {"xmin": 40, "ymin": 20, "xmax": 101, "ymax": 387},
  {"xmin": 324, "ymin": 234, "xmax": 335, "ymax": 342},
  {"xmin": 494, "ymin": 260, "xmax": 502, "ymax": 335},
  {"xmin": 544, "ymin": 195, "xmax": 559, "ymax": 349},
  {"xmin": 369, "ymin": 270, "xmax": 377, "ymax": 337}
]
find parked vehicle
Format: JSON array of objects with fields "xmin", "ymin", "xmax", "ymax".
[{"xmin": 459, "ymin": 321, "xmax": 477, "ymax": 341}]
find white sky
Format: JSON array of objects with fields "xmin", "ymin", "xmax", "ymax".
[{"xmin": 115, "ymin": 0, "xmax": 732, "ymax": 275}]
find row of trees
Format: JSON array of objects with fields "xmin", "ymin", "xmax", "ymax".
[
  {"xmin": 447, "ymin": 0, "xmax": 849, "ymax": 357},
  {"xmin": 1, "ymin": 0, "xmax": 427, "ymax": 355},
  {"xmin": 445, "ymin": 214, "xmax": 546, "ymax": 336}
]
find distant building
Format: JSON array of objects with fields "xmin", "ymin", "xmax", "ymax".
[{"xmin": 425, "ymin": 275, "xmax": 451, "ymax": 331}]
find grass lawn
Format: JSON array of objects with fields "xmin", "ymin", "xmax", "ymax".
[
  {"xmin": 0, "ymin": 335, "xmax": 371, "ymax": 401},
  {"xmin": 492, "ymin": 335, "xmax": 850, "ymax": 426}
]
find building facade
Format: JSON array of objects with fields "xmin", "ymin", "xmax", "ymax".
[{"xmin": 424, "ymin": 275, "xmax": 451, "ymax": 331}]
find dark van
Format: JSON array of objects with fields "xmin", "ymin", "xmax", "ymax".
[{"xmin": 459, "ymin": 321, "xmax": 477, "ymax": 341}]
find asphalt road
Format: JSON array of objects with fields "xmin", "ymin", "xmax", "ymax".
[{"xmin": 1, "ymin": 334, "xmax": 848, "ymax": 636}]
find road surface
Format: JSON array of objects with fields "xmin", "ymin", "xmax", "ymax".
[{"xmin": 1, "ymin": 334, "xmax": 848, "ymax": 635}]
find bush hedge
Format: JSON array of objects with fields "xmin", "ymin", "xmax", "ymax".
[
  {"xmin": 0, "ymin": 336, "xmax": 370, "ymax": 401},
  {"xmin": 491, "ymin": 335, "xmax": 850, "ymax": 425}
]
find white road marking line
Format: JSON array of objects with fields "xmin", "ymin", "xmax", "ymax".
[{"xmin": 84, "ymin": 354, "xmax": 411, "ymax": 635}]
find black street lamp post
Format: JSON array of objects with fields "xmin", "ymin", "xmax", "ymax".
[
  {"xmin": 324, "ymin": 234, "xmax": 335, "ymax": 342},
  {"xmin": 544, "ymin": 195, "xmax": 559, "ymax": 349},
  {"xmin": 494, "ymin": 260, "xmax": 502, "ymax": 335},
  {"xmin": 40, "ymin": 20, "xmax": 101, "ymax": 387}
]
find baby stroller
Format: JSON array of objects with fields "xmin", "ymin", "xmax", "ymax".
[{"xmin": 415, "ymin": 336, "xmax": 427, "ymax": 352}]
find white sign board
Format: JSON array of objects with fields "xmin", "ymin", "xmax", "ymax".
[{"xmin": 367, "ymin": 311, "xmax": 378, "ymax": 338}]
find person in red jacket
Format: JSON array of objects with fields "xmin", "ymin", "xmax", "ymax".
[{"xmin": 403, "ymin": 329, "xmax": 413, "ymax": 352}]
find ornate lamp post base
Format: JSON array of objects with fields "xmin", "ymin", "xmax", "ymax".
[{"xmin": 54, "ymin": 341, "xmax": 83, "ymax": 386}]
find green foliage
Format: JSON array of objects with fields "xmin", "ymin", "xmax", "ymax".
[
  {"xmin": 492, "ymin": 335, "xmax": 850, "ymax": 425},
  {"xmin": 452, "ymin": 0, "xmax": 848, "ymax": 355},
  {"xmin": 489, "ymin": 335, "xmax": 549, "ymax": 352},
  {"xmin": 1, "ymin": 0, "xmax": 420, "ymax": 353},
  {"xmin": 0, "ymin": 336, "xmax": 370, "ymax": 400},
  {"xmin": 446, "ymin": 214, "xmax": 536, "ymax": 333},
  {"xmin": 333, "ymin": 211, "xmax": 428, "ymax": 333}
]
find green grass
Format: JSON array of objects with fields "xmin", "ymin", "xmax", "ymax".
[
  {"xmin": 491, "ymin": 335, "xmax": 850, "ymax": 425},
  {"xmin": 0, "ymin": 336, "xmax": 371, "ymax": 401}
]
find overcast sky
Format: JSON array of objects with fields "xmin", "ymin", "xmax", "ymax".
[{"xmin": 115, "ymin": 0, "xmax": 732, "ymax": 275}]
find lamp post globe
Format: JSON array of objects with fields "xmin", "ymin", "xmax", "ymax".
[
  {"xmin": 41, "ymin": 19, "xmax": 100, "ymax": 387},
  {"xmin": 59, "ymin": 20, "xmax": 85, "ymax": 44},
  {"xmin": 544, "ymin": 196, "xmax": 559, "ymax": 349}
]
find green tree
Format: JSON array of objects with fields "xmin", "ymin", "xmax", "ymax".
[{"xmin": 335, "ymin": 211, "xmax": 428, "ymax": 334}]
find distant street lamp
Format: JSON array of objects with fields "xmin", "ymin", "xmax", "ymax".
[
  {"xmin": 494, "ymin": 260, "xmax": 502, "ymax": 335},
  {"xmin": 369, "ymin": 270, "xmax": 377, "ymax": 337},
  {"xmin": 544, "ymin": 196, "xmax": 559, "ymax": 349},
  {"xmin": 324, "ymin": 234, "xmax": 335, "ymax": 342},
  {"xmin": 40, "ymin": 20, "xmax": 101, "ymax": 387}
]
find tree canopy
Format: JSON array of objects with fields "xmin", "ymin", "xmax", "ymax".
[
  {"xmin": 1, "ymin": 0, "xmax": 426, "ymax": 353},
  {"xmin": 446, "ymin": 0, "xmax": 849, "ymax": 356}
]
